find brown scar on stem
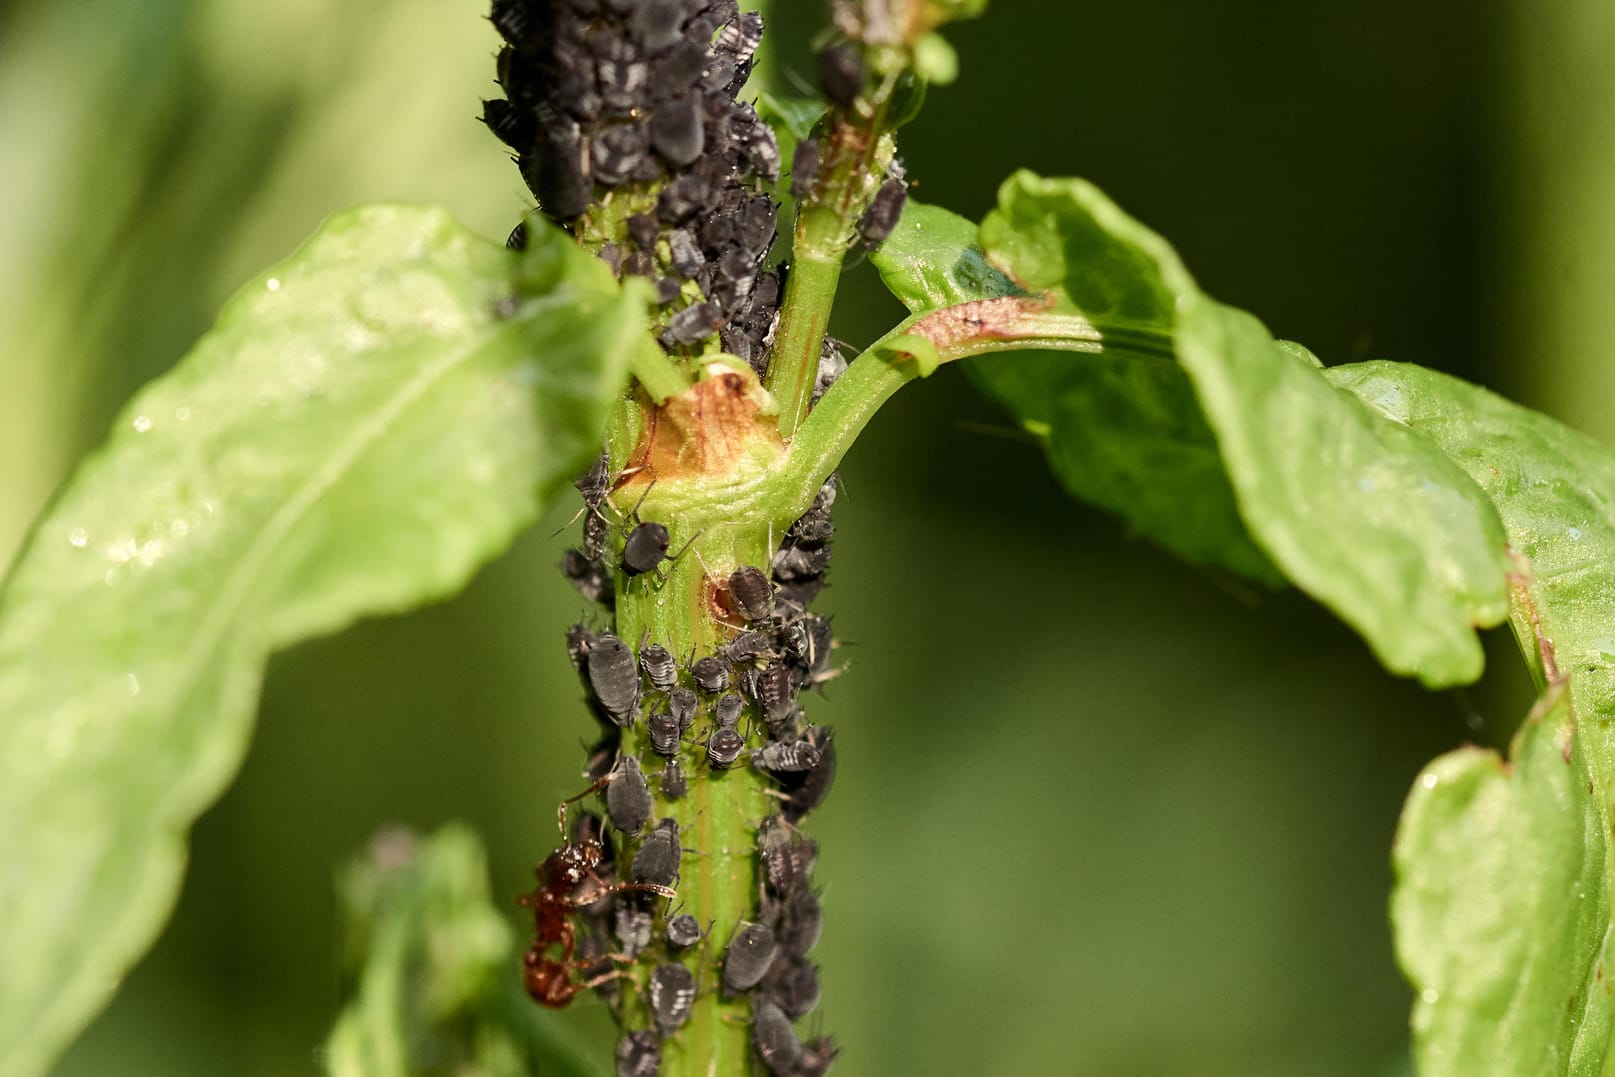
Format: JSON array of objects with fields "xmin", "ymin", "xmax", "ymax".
[
  {"xmin": 625, "ymin": 371, "xmax": 785, "ymax": 484},
  {"xmin": 905, "ymin": 294, "xmax": 1062, "ymax": 356}
]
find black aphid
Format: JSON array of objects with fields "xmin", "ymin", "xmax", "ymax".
[
  {"xmin": 629, "ymin": 0, "xmax": 685, "ymax": 50},
  {"xmin": 752, "ymin": 1000, "xmax": 804, "ymax": 1075},
  {"xmin": 661, "ymin": 757, "xmax": 688, "ymax": 800},
  {"xmin": 758, "ymin": 816, "xmax": 817, "ymax": 897},
  {"xmin": 662, "ymin": 300, "xmax": 724, "ymax": 347},
  {"xmin": 669, "ymin": 228, "xmax": 704, "ymax": 278},
  {"xmin": 669, "ymin": 686, "xmax": 698, "ymax": 730},
  {"xmin": 728, "ymin": 565, "xmax": 774, "ymax": 621},
  {"xmin": 632, "ymin": 818, "xmax": 682, "ymax": 889},
  {"xmin": 623, "ymin": 521, "xmax": 671, "ymax": 576},
  {"xmin": 714, "ymin": 692, "xmax": 745, "ymax": 729},
  {"xmin": 774, "ymin": 543, "xmax": 832, "ymax": 580},
  {"xmin": 721, "ymin": 630, "xmax": 769, "ymax": 665},
  {"xmin": 563, "ymin": 549, "xmax": 615, "ymax": 605},
  {"xmin": 566, "ymin": 623, "xmax": 598, "ymax": 671},
  {"xmin": 650, "ymin": 97, "xmax": 706, "ymax": 166},
  {"xmin": 584, "ymin": 507, "xmax": 610, "ymax": 560},
  {"xmin": 506, "ymin": 220, "xmax": 528, "ymax": 250},
  {"xmin": 779, "ymin": 732, "xmax": 836, "ymax": 823},
  {"xmin": 606, "ymin": 753, "xmax": 653, "ymax": 833},
  {"xmin": 790, "ymin": 138, "xmax": 820, "ymax": 202},
  {"xmin": 722, "ymin": 922, "xmax": 777, "ymax": 993},
  {"xmin": 765, "ymin": 955, "xmax": 821, "ymax": 1019},
  {"xmin": 753, "ymin": 737, "xmax": 821, "ymax": 773},
  {"xmin": 715, "ymin": 10, "xmax": 764, "ymax": 66},
  {"xmin": 647, "ymin": 710, "xmax": 682, "ymax": 756},
  {"xmin": 649, "ymin": 962, "xmax": 697, "ymax": 1033},
  {"xmin": 615, "ymin": 1029, "xmax": 661, "ymax": 1077},
  {"xmin": 859, "ymin": 176, "xmax": 907, "ymax": 250},
  {"xmin": 799, "ymin": 1036, "xmax": 839, "ymax": 1077},
  {"xmin": 588, "ymin": 633, "xmax": 641, "ymax": 724},
  {"xmin": 707, "ymin": 727, "xmax": 745, "ymax": 768},
  {"xmin": 615, "ymin": 901, "xmax": 654, "ymax": 958},
  {"xmin": 754, "ymin": 665, "xmax": 795, "ymax": 731},
  {"xmin": 481, "ymin": 97, "xmax": 532, "ymax": 150},
  {"xmin": 666, "ymin": 912, "xmax": 702, "ymax": 949},
  {"xmin": 817, "ymin": 42, "xmax": 863, "ymax": 106},
  {"xmin": 640, "ymin": 642, "xmax": 678, "ymax": 691},
  {"xmin": 768, "ymin": 884, "xmax": 822, "ymax": 956},
  {"xmin": 691, "ymin": 656, "xmax": 729, "ymax": 693},
  {"xmin": 575, "ymin": 452, "xmax": 611, "ymax": 509}
]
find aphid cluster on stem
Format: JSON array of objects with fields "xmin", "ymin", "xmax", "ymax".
[{"xmin": 485, "ymin": 0, "xmax": 786, "ymax": 366}]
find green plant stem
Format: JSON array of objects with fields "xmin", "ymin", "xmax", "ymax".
[
  {"xmin": 612, "ymin": 517, "xmax": 776, "ymax": 1077},
  {"xmin": 784, "ymin": 296, "xmax": 1129, "ymax": 497},
  {"xmin": 768, "ymin": 222, "xmax": 846, "ymax": 440},
  {"xmin": 630, "ymin": 334, "xmax": 693, "ymax": 403}
]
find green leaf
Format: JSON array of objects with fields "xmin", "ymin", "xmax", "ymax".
[
  {"xmin": 327, "ymin": 824, "xmax": 605, "ymax": 1077},
  {"xmin": 879, "ymin": 172, "xmax": 1512, "ymax": 685},
  {"xmin": 1333, "ymin": 359, "xmax": 1615, "ymax": 1071},
  {"xmin": 0, "ymin": 205, "xmax": 643, "ymax": 1077},
  {"xmin": 869, "ymin": 201, "xmax": 1021, "ymax": 314},
  {"xmin": 1391, "ymin": 688, "xmax": 1612, "ymax": 1075}
]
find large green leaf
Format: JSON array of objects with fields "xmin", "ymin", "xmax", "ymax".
[
  {"xmin": 327, "ymin": 824, "xmax": 603, "ymax": 1077},
  {"xmin": 1334, "ymin": 360, "xmax": 1615, "ymax": 1072},
  {"xmin": 0, "ymin": 205, "xmax": 643, "ymax": 1077},
  {"xmin": 873, "ymin": 174, "xmax": 1513, "ymax": 685}
]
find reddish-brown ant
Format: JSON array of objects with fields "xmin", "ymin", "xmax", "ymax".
[{"xmin": 518, "ymin": 778, "xmax": 677, "ymax": 1008}]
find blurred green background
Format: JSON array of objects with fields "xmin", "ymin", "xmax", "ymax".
[{"xmin": 2, "ymin": 0, "xmax": 1607, "ymax": 1073}]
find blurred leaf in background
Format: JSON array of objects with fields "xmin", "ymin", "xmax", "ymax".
[{"xmin": 1, "ymin": 0, "xmax": 1599, "ymax": 1074}]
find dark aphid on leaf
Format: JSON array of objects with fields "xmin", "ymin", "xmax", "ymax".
[
  {"xmin": 729, "ymin": 565, "xmax": 774, "ymax": 621},
  {"xmin": 588, "ymin": 633, "xmax": 641, "ymax": 724},
  {"xmin": 652, "ymin": 39, "xmax": 707, "ymax": 95},
  {"xmin": 490, "ymin": 0, "xmax": 538, "ymax": 50},
  {"xmin": 647, "ymin": 710, "xmax": 682, "ymax": 756},
  {"xmin": 859, "ymin": 176, "xmax": 907, "ymax": 250},
  {"xmin": 654, "ymin": 276, "xmax": 682, "ymax": 304},
  {"xmin": 790, "ymin": 138, "xmax": 820, "ymax": 201},
  {"xmin": 687, "ymin": 0, "xmax": 738, "ymax": 38},
  {"xmin": 691, "ymin": 655, "xmax": 729, "ymax": 693},
  {"xmin": 649, "ymin": 962, "xmax": 697, "ymax": 1033},
  {"xmin": 640, "ymin": 642, "xmax": 678, "ymax": 691},
  {"xmin": 817, "ymin": 41, "xmax": 863, "ymax": 106},
  {"xmin": 627, "ymin": 212, "xmax": 660, "ymax": 253},
  {"xmin": 736, "ymin": 195, "xmax": 777, "ymax": 260},
  {"xmin": 669, "ymin": 685, "xmax": 698, "ymax": 730},
  {"xmin": 658, "ymin": 169, "xmax": 717, "ymax": 222},
  {"xmin": 598, "ymin": 241, "xmax": 624, "ymax": 277},
  {"xmin": 632, "ymin": 818, "xmax": 682, "ymax": 889},
  {"xmin": 707, "ymin": 727, "xmax": 745, "ymax": 768},
  {"xmin": 615, "ymin": 1029, "xmax": 661, "ymax": 1077},
  {"xmin": 506, "ymin": 220, "xmax": 528, "ymax": 250},
  {"xmin": 814, "ymin": 335, "xmax": 848, "ymax": 401},
  {"xmin": 714, "ymin": 692, "xmax": 745, "ymax": 729},
  {"xmin": 650, "ymin": 97, "xmax": 706, "ymax": 166},
  {"xmin": 752, "ymin": 1000, "xmax": 804, "ymax": 1075},
  {"xmin": 661, "ymin": 756, "xmax": 688, "ymax": 799},
  {"xmin": 606, "ymin": 753, "xmax": 653, "ymax": 833},
  {"xmin": 787, "ymin": 502, "xmax": 834, "ymax": 545},
  {"xmin": 622, "ymin": 249, "xmax": 655, "ymax": 279},
  {"xmin": 666, "ymin": 912, "xmax": 703, "ymax": 949},
  {"xmin": 722, "ymin": 922, "xmax": 777, "ymax": 993}
]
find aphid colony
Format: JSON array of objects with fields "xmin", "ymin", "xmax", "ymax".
[
  {"xmin": 486, "ymin": 0, "xmax": 787, "ymax": 370},
  {"xmin": 528, "ymin": 473, "xmax": 841, "ymax": 1076}
]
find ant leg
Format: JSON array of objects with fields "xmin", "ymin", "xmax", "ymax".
[{"xmin": 557, "ymin": 774, "xmax": 613, "ymax": 836}]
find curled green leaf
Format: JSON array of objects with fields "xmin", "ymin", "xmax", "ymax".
[{"xmin": 0, "ymin": 205, "xmax": 645, "ymax": 1077}]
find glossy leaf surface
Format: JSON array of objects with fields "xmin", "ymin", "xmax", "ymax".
[
  {"xmin": 1336, "ymin": 360, "xmax": 1615, "ymax": 1073},
  {"xmin": 0, "ymin": 206, "xmax": 643, "ymax": 1076},
  {"xmin": 875, "ymin": 174, "xmax": 1513, "ymax": 685}
]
